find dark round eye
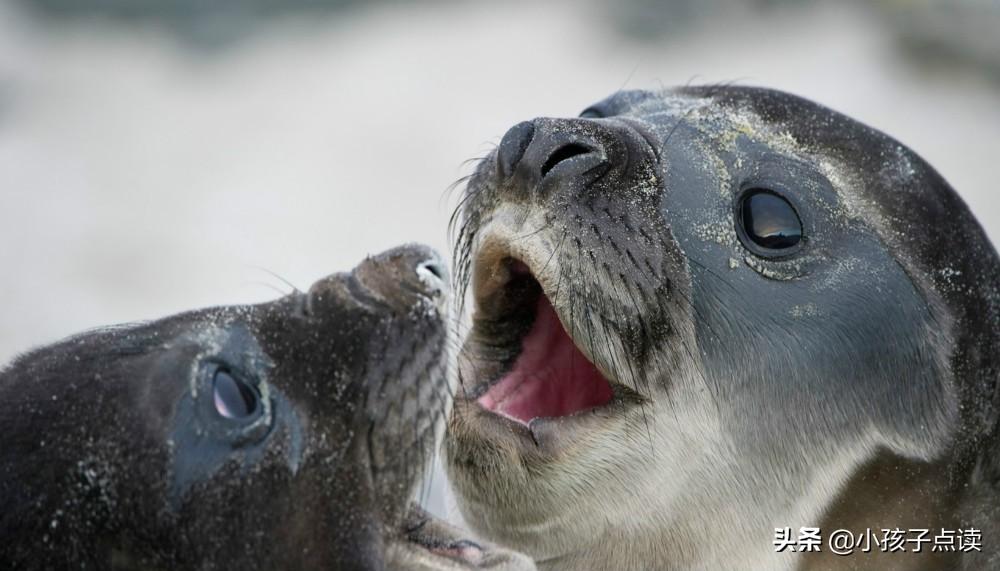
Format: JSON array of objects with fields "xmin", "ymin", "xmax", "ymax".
[
  {"xmin": 739, "ymin": 189, "xmax": 802, "ymax": 251},
  {"xmin": 212, "ymin": 368, "xmax": 259, "ymax": 420}
]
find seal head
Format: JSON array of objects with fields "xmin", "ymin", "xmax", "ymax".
[
  {"xmin": 0, "ymin": 244, "xmax": 532, "ymax": 570},
  {"xmin": 447, "ymin": 87, "xmax": 999, "ymax": 570}
]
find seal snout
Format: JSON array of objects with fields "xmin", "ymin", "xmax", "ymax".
[
  {"xmin": 493, "ymin": 117, "xmax": 658, "ymax": 201},
  {"xmin": 495, "ymin": 118, "xmax": 607, "ymax": 196},
  {"xmin": 360, "ymin": 242, "xmax": 450, "ymax": 301},
  {"xmin": 308, "ymin": 244, "xmax": 450, "ymax": 316},
  {"xmin": 496, "ymin": 119, "xmax": 595, "ymax": 181}
]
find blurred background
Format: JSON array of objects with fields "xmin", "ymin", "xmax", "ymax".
[{"xmin": 1, "ymin": 0, "xmax": 998, "ymax": 518}]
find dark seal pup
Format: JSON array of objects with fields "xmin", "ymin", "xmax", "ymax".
[
  {"xmin": 446, "ymin": 86, "xmax": 1000, "ymax": 570},
  {"xmin": 0, "ymin": 244, "xmax": 534, "ymax": 571}
]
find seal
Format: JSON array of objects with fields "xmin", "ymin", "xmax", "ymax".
[
  {"xmin": 0, "ymin": 244, "xmax": 534, "ymax": 571},
  {"xmin": 445, "ymin": 86, "xmax": 1000, "ymax": 570}
]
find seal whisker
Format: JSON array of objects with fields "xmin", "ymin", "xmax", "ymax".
[
  {"xmin": 245, "ymin": 265, "xmax": 303, "ymax": 294},
  {"xmin": 243, "ymin": 280, "xmax": 293, "ymax": 297},
  {"xmin": 440, "ymin": 174, "xmax": 475, "ymax": 209}
]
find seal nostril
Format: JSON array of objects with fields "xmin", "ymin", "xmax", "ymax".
[
  {"xmin": 540, "ymin": 143, "xmax": 592, "ymax": 178},
  {"xmin": 415, "ymin": 258, "xmax": 450, "ymax": 296},
  {"xmin": 420, "ymin": 261, "xmax": 444, "ymax": 281},
  {"xmin": 497, "ymin": 121, "xmax": 536, "ymax": 180}
]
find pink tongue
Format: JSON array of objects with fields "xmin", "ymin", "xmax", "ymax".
[{"xmin": 477, "ymin": 295, "xmax": 614, "ymax": 424}]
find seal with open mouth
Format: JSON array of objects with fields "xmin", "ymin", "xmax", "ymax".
[
  {"xmin": 0, "ymin": 244, "xmax": 534, "ymax": 571},
  {"xmin": 445, "ymin": 87, "xmax": 1000, "ymax": 570}
]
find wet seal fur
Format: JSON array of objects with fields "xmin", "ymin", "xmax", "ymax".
[
  {"xmin": 0, "ymin": 244, "xmax": 534, "ymax": 571},
  {"xmin": 446, "ymin": 86, "xmax": 1000, "ymax": 570}
]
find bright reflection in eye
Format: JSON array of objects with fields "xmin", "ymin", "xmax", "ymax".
[
  {"xmin": 212, "ymin": 368, "xmax": 259, "ymax": 420},
  {"xmin": 740, "ymin": 190, "xmax": 802, "ymax": 250}
]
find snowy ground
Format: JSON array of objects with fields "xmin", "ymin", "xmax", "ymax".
[{"xmin": 1, "ymin": 0, "xmax": 997, "ymax": 518}]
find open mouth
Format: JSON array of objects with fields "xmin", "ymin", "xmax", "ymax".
[{"xmin": 463, "ymin": 258, "xmax": 617, "ymax": 427}]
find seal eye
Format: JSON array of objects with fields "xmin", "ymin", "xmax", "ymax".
[
  {"xmin": 212, "ymin": 368, "xmax": 259, "ymax": 420},
  {"xmin": 738, "ymin": 189, "xmax": 802, "ymax": 252}
]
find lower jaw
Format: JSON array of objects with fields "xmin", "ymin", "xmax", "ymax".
[
  {"xmin": 447, "ymin": 393, "xmax": 633, "ymax": 459},
  {"xmin": 442, "ymin": 418, "xmax": 615, "ymax": 566}
]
